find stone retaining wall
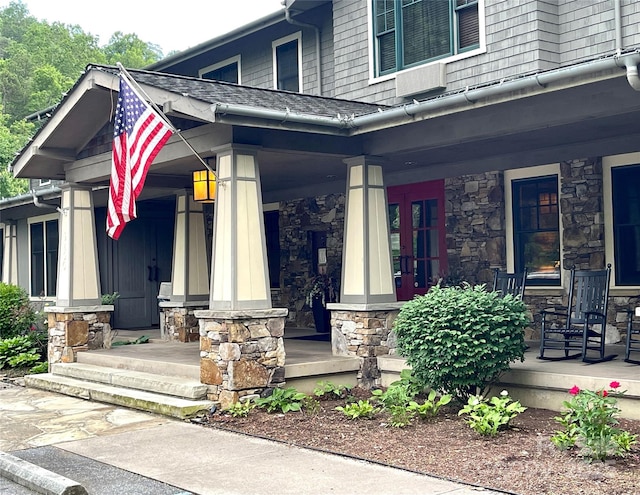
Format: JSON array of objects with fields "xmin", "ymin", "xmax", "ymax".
[{"xmin": 160, "ymin": 305, "xmax": 207, "ymax": 342}]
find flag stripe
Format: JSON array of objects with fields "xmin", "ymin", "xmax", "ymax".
[{"xmin": 106, "ymin": 73, "xmax": 173, "ymax": 240}]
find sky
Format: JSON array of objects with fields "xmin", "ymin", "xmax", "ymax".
[{"xmin": 1, "ymin": 0, "xmax": 286, "ymax": 55}]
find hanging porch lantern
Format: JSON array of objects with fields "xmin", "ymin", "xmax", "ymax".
[{"xmin": 192, "ymin": 169, "xmax": 216, "ymax": 202}]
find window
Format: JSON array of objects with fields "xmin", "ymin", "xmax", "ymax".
[
  {"xmin": 611, "ymin": 164, "xmax": 640, "ymax": 285},
  {"xmin": 373, "ymin": 0, "xmax": 479, "ymax": 76},
  {"xmin": 199, "ymin": 56, "xmax": 241, "ymax": 84},
  {"xmin": 511, "ymin": 175, "xmax": 560, "ymax": 286},
  {"xmin": 29, "ymin": 216, "xmax": 58, "ymax": 297},
  {"xmin": 273, "ymin": 33, "xmax": 302, "ymax": 92}
]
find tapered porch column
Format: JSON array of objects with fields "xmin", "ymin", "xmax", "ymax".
[
  {"xmin": 196, "ymin": 144, "xmax": 287, "ymax": 407},
  {"xmin": 209, "ymin": 145, "xmax": 271, "ymax": 310},
  {"xmin": 46, "ymin": 183, "xmax": 112, "ymax": 366},
  {"xmin": 160, "ymin": 190, "xmax": 209, "ymax": 342},
  {"xmin": 1, "ymin": 221, "xmax": 18, "ymax": 284},
  {"xmin": 329, "ymin": 156, "xmax": 403, "ymax": 388}
]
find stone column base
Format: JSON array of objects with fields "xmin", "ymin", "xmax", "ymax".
[
  {"xmin": 45, "ymin": 306, "xmax": 114, "ymax": 367},
  {"xmin": 195, "ymin": 308, "xmax": 288, "ymax": 408},
  {"xmin": 328, "ymin": 303, "xmax": 404, "ymax": 389},
  {"xmin": 159, "ymin": 301, "xmax": 209, "ymax": 342}
]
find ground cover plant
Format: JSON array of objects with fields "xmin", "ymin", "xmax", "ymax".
[{"xmin": 204, "ymin": 383, "xmax": 640, "ymax": 495}]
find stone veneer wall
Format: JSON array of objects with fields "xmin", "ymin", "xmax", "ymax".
[
  {"xmin": 198, "ymin": 312, "xmax": 286, "ymax": 408},
  {"xmin": 279, "ymin": 194, "xmax": 345, "ymax": 327},
  {"xmin": 445, "ymin": 172, "xmax": 506, "ymax": 286},
  {"xmin": 331, "ymin": 309, "xmax": 400, "ymax": 388},
  {"xmin": 46, "ymin": 309, "xmax": 112, "ymax": 366},
  {"xmin": 447, "ymin": 160, "xmax": 638, "ymax": 341}
]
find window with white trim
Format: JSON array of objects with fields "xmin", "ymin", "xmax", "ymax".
[
  {"xmin": 272, "ymin": 32, "xmax": 302, "ymax": 92},
  {"xmin": 505, "ymin": 165, "xmax": 562, "ymax": 287},
  {"xmin": 199, "ymin": 55, "xmax": 241, "ymax": 84},
  {"xmin": 28, "ymin": 215, "xmax": 58, "ymax": 297},
  {"xmin": 604, "ymin": 154, "xmax": 640, "ymax": 288},
  {"xmin": 372, "ymin": 0, "xmax": 479, "ymax": 77}
]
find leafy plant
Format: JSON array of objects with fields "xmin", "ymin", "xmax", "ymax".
[
  {"xmin": 29, "ymin": 361, "xmax": 49, "ymax": 374},
  {"xmin": 394, "ymin": 283, "xmax": 528, "ymax": 403},
  {"xmin": 0, "ymin": 335, "xmax": 34, "ymax": 369},
  {"xmin": 551, "ymin": 381, "xmax": 637, "ymax": 461},
  {"xmin": 224, "ymin": 400, "xmax": 254, "ymax": 418},
  {"xmin": 389, "ymin": 369, "xmax": 425, "ymax": 398},
  {"xmin": 387, "ymin": 405, "xmax": 414, "ymax": 428},
  {"xmin": 407, "ymin": 390, "xmax": 452, "ymax": 420},
  {"xmin": 254, "ymin": 387, "xmax": 307, "ymax": 414},
  {"xmin": 335, "ymin": 399, "xmax": 378, "ymax": 420},
  {"xmin": 458, "ymin": 390, "xmax": 527, "ymax": 436},
  {"xmin": 313, "ymin": 381, "xmax": 352, "ymax": 400},
  {"xmin": 101, "ymin": 291, "xmax": 120, "ymax": 305},
  {"xmin": 302, "ymin": 396, "xmax": 321, "ymax": 415},
  {"xmin": 371, "ymin": 384, "xmax": 412, "ymax": 409},
  {"xmin": 0, "ymin": 283, "xmax": 36, "ymax": 339},
  {"xmin": 8, "ymin": 351, "xmax": 40, "ymax": 368}
]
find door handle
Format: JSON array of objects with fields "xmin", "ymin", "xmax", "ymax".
[{"xmin": 147, "ymin": 266, "xmax": 153, "ymax": 281}]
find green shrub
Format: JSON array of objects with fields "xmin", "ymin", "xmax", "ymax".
[
  {"xmin": 0, "ymin": 283, "xmax": 36, "ymax": 339},
  {"xmin": 335, "ymin": 399, "xmax": 378, "ymax": 420},
  {"xmin": 313, "ymin": 381, "xmax": 352, "ymax": 400},
  {"xmin": 223, "ymin": 400, "xmax": 255, "ymax": 418},
  {"xmin": 29, "ymin": 361, "xmax": 49, "ymax": 374},
  {"xmin": 394, "ymin": 283, "xmax": 529, "ymax": 403},
  {"xmin": 407, "ymin": 390, "xmax": 452, "ymax": 420}
]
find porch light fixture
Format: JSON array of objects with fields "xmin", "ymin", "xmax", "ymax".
[{"xmin": 192, "ymin": 169, "xmax": 216, "ymax": 202}]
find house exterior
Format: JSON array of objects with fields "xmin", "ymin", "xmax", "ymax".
[{"xmin": 3, "ymin": 0, "xmax": 640, "ymax": 398}]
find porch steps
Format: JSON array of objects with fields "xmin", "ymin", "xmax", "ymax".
[{"xmin": 24, "ymin": 362, "xmax": 214, "ymax": 421}]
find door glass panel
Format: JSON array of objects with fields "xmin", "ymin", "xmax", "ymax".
[
  {"xmin": 412, "ymin": 202, "xmax": 423, "ymax": 228},
  {"xmin": 414, "ymin": 258, "xmax": 426, "ymax": 288},
  {"xmin": 429, "ymin": 260, "xmax": 440, "ymax": 283},
  {"xmin": 426, "ymin": 199, "xmax": 438, "ymax": 227},
  {"xmin": 389, "ymin": 204, "xmax": 400, "ymax": 230},
  {"xmin": 428, "ymin": 229, "xmax": 439, "ymax": 257}
]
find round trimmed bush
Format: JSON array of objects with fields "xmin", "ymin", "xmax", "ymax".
[
  {"xmin": 394, "ymin": 283, "xmax": 529, "ymax": 404},
  {"xmin": 0, "ymin": 282, "xmax": 36, "ymax": 338}
]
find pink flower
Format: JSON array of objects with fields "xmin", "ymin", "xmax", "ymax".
[
  {"xmin": 569, "ymin": 386, "xmax": 580, "ymax": 396},
  {"xmin": 601, "ymin": 390, "xmax": 608, "ymax": 397},
  {"xmin": 609, "ymin": 381, "xmax": 620, "ymax": 389}
]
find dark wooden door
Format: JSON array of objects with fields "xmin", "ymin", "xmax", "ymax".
[
  {"xmin": 96, "ymin": 197, "xmax": 175, "ymax": 329},
  {"xmin": 388, "ymin": 180, "xmax": 447, "ymax": 301}
]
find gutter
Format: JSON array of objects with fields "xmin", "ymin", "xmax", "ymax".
[
  {"xmin": 285, "ymin": 6, "xmax": 323, "ymax": 95},
  {"xmin": 209, "ymin": 50, "xmax": 640, "ymax": 135},
  {"xmin": 0, "ymin": 186, "xmax": 61, "ymax": 209}
]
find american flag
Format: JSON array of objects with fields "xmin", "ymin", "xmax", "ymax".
[{"xmin": 106, "ymin": 73, "xmax": 173, "ymax": 239}]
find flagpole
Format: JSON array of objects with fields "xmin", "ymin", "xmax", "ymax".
[{"xmin": 116, "ymin": 62, "xmax": 218, "ymax": 179}]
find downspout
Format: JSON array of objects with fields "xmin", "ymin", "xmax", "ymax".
[
  {"xmin": 613, "ymin": 0, "xmax": 640, "ymax": 91},
  {"xmin": 614, "ymin": 0, "xmax": 622, "ymax": 56},
  {"xmin": 31, "ymin": 188, "xmax": 63, "ymax": 214},
  {"xmin": 284, "ymin": 6, "xmax": 322, "ymax": 95}
]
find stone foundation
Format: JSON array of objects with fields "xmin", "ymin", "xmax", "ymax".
[
  {"xmin": 45, "ymin": 306, "xmax": 113, "ymax": 367},
  {"xmin": 329, "ymin": 304, "xmax": 403, "ymax": 389},
  {"xmin": 195, "ymin": 309, "xmax": 288, "ymax": 408},
  {"xmin": 159, "ymin": 303, "xmax": 208, "ymax": 342}
]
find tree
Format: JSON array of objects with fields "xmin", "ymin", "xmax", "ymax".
[
  {"xmin": 0, "ymin": 108, "xmax": 32, "ymax": 198},
  {"xmin": 103, "ymin": 32, "xmax": 162, "ymax": 68}
]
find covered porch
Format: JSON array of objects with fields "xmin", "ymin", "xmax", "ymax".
[{"xmin": 29, "ymin": 327, "xmax": 640, "ymax": 420}]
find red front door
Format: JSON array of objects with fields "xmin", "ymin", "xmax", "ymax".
[{"xmin": 388, "ymin": 180, "xmax": 447, "ymax": 301}]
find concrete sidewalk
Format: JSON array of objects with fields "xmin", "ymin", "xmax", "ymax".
[{"xmin": 0, "ymin": 381, "xmax": 507, "ymax": 495}]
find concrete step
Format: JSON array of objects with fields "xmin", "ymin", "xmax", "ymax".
[
  {"xmin": 76, "ymin": 349, "xmax": 200, "ymax": 380},
  {"xmin": 24, "ymin": 374, "xmax": 215, "ymax": 420},
  {"xmin": 51, "ymin": 362, "xmax": 208, "ymax": 399}
]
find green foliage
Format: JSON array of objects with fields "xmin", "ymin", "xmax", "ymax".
[
  {"xmin": 224, "ymin": 400, "xmax": 254, "ymax": 418},
  {"xmin": 390, "ymin": 369, "xmax": 425, "ymax": 398},
  {"xmin": 0, "ymin": 335, "xmax": 33, "ymax": 369},
  {"xmin": 458, "ymin": 391, "xmax": 527, "ymax": 436},
  {"xmin": 551, "ymin": 382, "xmax": 637, "ymax": 461},
  {"xmin": 335, "ymin": 399, "xmax": 378, "ymax": 420},
  {"xmin": 372, "ymin": 384, "xmax": 412, "ymax": 409},
  {"xmin": 407, "ymin": 390, "xmax": 452, "ymax": 420},
  {"xmin": 28, "ymin": 361, "xmax": 48, "ymax": 374},
  {"xmin": 8, "ymin": 351, "xmax": 39, "ymax": 368},
  {"xmin": 103, "ymin": 32, "xmax": 162, "ymax": 67},
  {"xmin": 254, "ymin": 387, "xmax": 307, "ymax": 414},
  {"xmin": 302, "ymin": 396, "xmax": 321, "ymax": 415},
  {"xmin": 387, "ymin": 404, "xmax": 414, "ymax": 428},
  {"xmin": 101, "ymin": 291, "xmax": 120, "ymax": 305},
  {"xmin": 313, "ymin": 380, "xmax": 352, "ymax": 400},
  {"xmin": 0, "ymin": 283, "xmax": 36, "ymax": 338},
  {"xmin": 394, "ymin": 283, "xmax": 529, "ymax": 403}
]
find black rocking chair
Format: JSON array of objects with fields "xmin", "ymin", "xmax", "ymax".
[
  {"xmin": 538, "ymin": 264, "xmax": 616, "ymax": 364},
  {"xmin": 625, "ymin": 308, "xmax": 640, "ymax": 365},
  {"xmin": 492, "ymin": 268, "xmax": 528, "ymax": 299}
]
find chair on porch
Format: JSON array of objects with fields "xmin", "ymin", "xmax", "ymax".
[
  {"xmin": 492, "ymin": 268, "xmax": 528, "ymax": 299},
  {"xmin": 538, "ymin": 264, "xmax": 616, "ymax": 363},
  {"xmin": 625, "ymin": 308, "xmax": 640, "ymax": 364}
]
